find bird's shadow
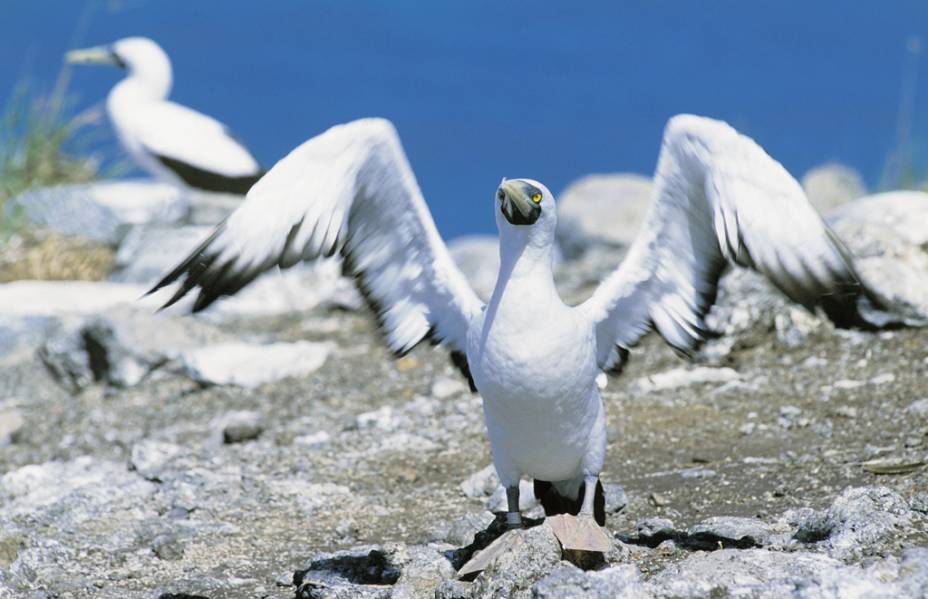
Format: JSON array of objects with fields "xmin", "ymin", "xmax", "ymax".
[{"xmin": 443, "ymin": 513, "xmax": 545, "ymax": 576}]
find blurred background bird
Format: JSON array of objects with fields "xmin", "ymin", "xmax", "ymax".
[{"xmin": 66, "ymin": 36, "xmax": 264, "ymax": 195}]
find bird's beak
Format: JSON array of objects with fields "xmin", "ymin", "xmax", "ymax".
[
  {"xmin": 497, "ymin": 179, "xmax": 541, "ymax": 226},
  {"xmin": 65, "ymin": 45, "xmax": 124, "ymax": 68}
]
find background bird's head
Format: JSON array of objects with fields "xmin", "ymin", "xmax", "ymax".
[
  {"xmin": 66, "ymin": 37, "xmax": 172, "ymax": 98},
  {"xmin": 495, "ymin": 178, "xmax": 557, "ymax": 245}
]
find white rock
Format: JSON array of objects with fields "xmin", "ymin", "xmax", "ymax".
[
  {"xmin": 1, "ymin": 456, "xmax": 155, "ymax": 515},
  {"xmin": 833, "ymin": 379, "xmax": 864, "ymax": 390},
  {"xmin": 185, "ymin": 190, "xmax": 244, "ymax": 225},
  {"xmin": 0, "ymin": 408, "xmax": 24, "ymax": 446},
  {"xmin": 181, "ymin": 341, "xmax": 332, "ymax": 388},
  {"xmin": 828, "ymin": 191, "xmax": 928, "ymax": 247},
  {"xmin": 556, "ymin": 173, "xmax": 652, "ymax": 258},
  {"xmin": 907, "ymin": 398, "xmax": 928, "ymax": 418},
  {"xmin": 461, "ymin": 464, "xmax": 500, "ymax": 499},
  {"xmin": 376, "ymin": 432, "xmax": 439, "ymax": 453},
  {"xmin": 197, "ymin": 260, "xmax": 357, "ymax": 320},
  {"xmin": 294, "ymin": 431, "xmax": 332, "ymax": 448},
  {"xmin": 8, "ymin": 179, "xmax": 188, "ymax": 244},
  {"xmin": 0, "ymin": 280, "xmax": 155, "ymax": 318},
  {"xmin": 357, "ymin": 406, "xmax": 398, "ymax": 431},
  {"xmin": 129, "ymin": 440, "xmax": 183, "ymax": 481},
  {"xmin": 869, "ymin": 373, "xmax": 895, "ymax": 385},
  {"xmin": 448, "ymin": 235, "xmax": 500, "ymax": 302},
  {"xmin": 828, "ymin": 191, "xmax": 928, "ymax": 322},
  {"xmin": 430, "ymin": 377, "xmax": 467, "ymax": 399},
  {"xmin": 801, "ymin": 162, "xmax": 866, "ymax": 213},
  {"xmin": 38, "ymin": 305, "xmax": 232, "ymax": 390},
  {"xmin": 270, "ymin": 480, "xmax": 351, "ymax": 513},
  {"xmin": 632, "ymin": 367, "xmax": 739, "ymax": 393}
]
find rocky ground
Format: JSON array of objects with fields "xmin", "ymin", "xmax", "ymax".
[{"xmin": 0, "ymin": 174, "xmax": 927, "ymax": 598}]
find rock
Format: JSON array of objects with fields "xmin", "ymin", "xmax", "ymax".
[
  {"xmin": 431, "ymin": 377, "xmax": 468, "ymax": 400},
  {"xmin": 556, "ymin": 173, "xmax": 653, "ymax": 259},
  {"xmin": 442, "ymin": 512, "xmax": 497, "ymax": 547},
  {"xmin": 0, "ymin": 281, "xmax": 154, "ymax": 319},
  {"xmin": 110, "ymin": 224, "xmax": 214, "ymax": 283},
  {"xmin": 392, "ymin": 544, "xmax": 457, "ymax": 598},
  {"xmin": 0, "ymin": 314, "xmax": 63, "ymax": 367},
  {"xmin": 151, "ymin": 533, "xmax": 185, "ymax": 561},
  {"xmin": 532, "ymin": 562, "xmax": 646, "ymax": 598},
  {"xmin": 0, "ymin": 456, "xmax": 155, "ymax": 517},
  {"xmin": 603, "ymin": 482, "xmax": 628, "ymax": 514},
  {"xmin": 448, "ymin": 235, "xmax": 500, "ymax": 302},
  {"xmin": 186, "ymin": 190, "xmax": 243, "ymax": 225},
  {"xmin": 466, "ymin": 524, "xmax": 562, "ymax": 597},
  {"xmin": 193, "ymin": 260, "xmax": 360, "ymax": 320},
  {"xmin": 129, "ymin": 440, "xmax": 183, "ymax": 481},
  {"xmin": 774, "ymin": 306, "xmax": 822, "ymax": 347},
  {"xmin": 632, "ymin": 366, "xmax": 739, "ymax": 393},
  {"xmin": 792, "ymin": 486, "xmax": 911, "ymax": 558},
  {"xmin": 39, "ymin": 305, "xmax": 231, "ymax": 390},
  {"xmin": 8, "ymin": 179, "xmax": 188, "ymax": 244},
  {"xmin": 909, "ymin": 491, "xmax": 928, "ymax": 514},
  {"xmin": 810, "ymin": 547, "xmax": 928, "ymax": 599},
  {"xmin": 295, "ymin": 431, "xmax": 332, "ymax": 449},
  {"xmin": 0, "ymin": 408, "xmax": 24, "ymax": 446},
  {"xmin": 828, "ymin": 191, "xmax": 928, "ymax": 322},
  {"xmin": 180, "ymin": 341, "xmax": 332, "ymax": 388},
  {"xmin": 907, "ymin": 398, "xmax": 928, "ymax": 418},
  {"xmin": 457, "ymin": 465, "xmax": 539, "ymax": 514},
  {"xmin": 37, "ymin": 318, "xmax": 94, "ymax": 392},
  {"xmin": 800, "ymin": 162, "xmax": 866, "ymax": 213},
  {"xmin": 685, "ymin": 516, "xmax": 773, "ymax": 549},
  {"xmin": 648, "ymin": 548, "xmax": 842, "ymax": 598},
  {"xmin": 461, "ymin": 465, "xmax": 500, "ymax": 499},
  {"xmin": 218, "ymin": 410, "xmax": 263, "ymax": 444}
]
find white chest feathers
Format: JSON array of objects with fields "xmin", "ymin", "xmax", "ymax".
[{"xmin": 467, "ymin": 286, "xmax": 597, "ymax": 406}]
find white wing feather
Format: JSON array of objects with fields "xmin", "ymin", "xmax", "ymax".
[
  {"xmin": 583, "ymin": 114, "xmax": 887, "ymax": 370},
  {"xmin": 132, "ymin": 101, "xmax": 261, "ymax": 177},
  {"xmin": 150, "ymin": 118, "xmax": 482, "ymax": 356}
]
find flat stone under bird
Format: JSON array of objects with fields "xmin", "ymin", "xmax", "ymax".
[
  {"xmin": 66, "ymin": 37, "xmax": 265, "ymax": 195},
  {"xmin": 148, "ymin": 114, "xmax": 905, "ymax": 558}
]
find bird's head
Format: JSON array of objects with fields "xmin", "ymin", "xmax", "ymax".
[
  {"xmin": 495, "ymin": 178, "xmax": 557, "ymax": 242},
  {"xmin": 66, "ymin": 37, "xmax": 171, "ymax": 96}
]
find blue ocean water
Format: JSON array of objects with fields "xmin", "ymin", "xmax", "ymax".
[{"xmin": 3, "ymin": 1, "xmax": 926, "ymax": 238}]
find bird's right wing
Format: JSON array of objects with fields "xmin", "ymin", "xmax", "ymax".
[
  {"xmin": 149, "ymin": 118, "xmax": 483, "ymax": 359},
  {"xmin": 583, "ymin": 114, "xmax": 898, "ymax": 371}
]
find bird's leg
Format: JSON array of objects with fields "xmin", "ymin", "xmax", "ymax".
[
  {"xmin": 505, "ymin": 485, "xmax": 523, "ymax": 529},
  {"xmin": 578, "ymin": 475, "xmax": 599, "ymax": 519}
]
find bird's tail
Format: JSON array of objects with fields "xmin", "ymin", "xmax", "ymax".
[{"xmin": 533, "ymin": 478, "xmax": 605, "ymax": 526}]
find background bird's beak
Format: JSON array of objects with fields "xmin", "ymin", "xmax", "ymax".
[
  {"xmin": 65, "ymin": 46, "xmax": 122, "ymax": 67},
  {"xmin": 498, "ymin": 179, "xmax": 541, "ymax": 225}
]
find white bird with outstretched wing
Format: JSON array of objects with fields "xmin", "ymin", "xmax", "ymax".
[
  {"xmin": 150, "ymin": 114, "xmax": 905, "ymax": 551},
  {"xmin": 67, "ymin": 37, "xmax": 264, "ymax": 195}
]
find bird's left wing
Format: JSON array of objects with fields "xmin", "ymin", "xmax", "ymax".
[
  {"xmin": 149, "ymin": 118, "xmax": 483, "ymax": 359},
  {"xmin": 135, "ymin": 101, "xmax": 263, "ymax": 178},
  {"xmin": 583, "ymin": 114, "xmax": 897, "ymax": 372}
]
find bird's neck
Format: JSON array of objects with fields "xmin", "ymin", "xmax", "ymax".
[
  {"xmin": 111, "ymin": 64, "xmax": 173, "ymax": 104},
  {"xmin": 491, "ymin": 230, "xmax": 558, "ymax": 303}
]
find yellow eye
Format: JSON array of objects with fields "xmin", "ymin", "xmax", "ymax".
[{"xmin": 531, "ymin": 193, "xmax": 542, "ymax": 203}]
